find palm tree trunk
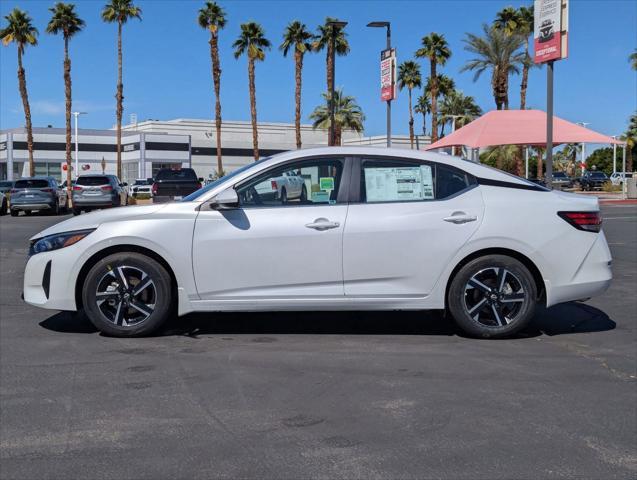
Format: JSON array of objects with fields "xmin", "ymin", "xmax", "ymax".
[
  {"xmin": 294, "ymin": 50, "xmax": 303, "ymax": 149},
  {"xmin": 64, "ymin": 37, "xmax": 72, "ymax": 201},
  {"xmin": 210, "ymin": 33, "xmax": 223, "ymax": 176},
  {"xmin": 116, "ymin": 21, "xmax": 123, "ymax": 180},
  {"xmin": 17, "ymin": 49, "xmax": 34, "ymax": 177},
  {"xmin": 248, "ymin": 58, "xmax": 259, "ymax": 160},
  {"xmin": 326, "ymin": 46, "xmax": 334, "ymax": 146},
  {"xmin": 408, "ymin": 88, "xmax": 414, "ymax": 149},
  {"xmin": 537, "ymin": 147, "xmax": 544, "ymax": 179},
  {"xmin": 440, "ymin": 120, "xmax": 446, "ymax": 138},
  {"xmin": 430, "ymin": 61, "xmax": 438, "ymax": 143},
  {"xmin": 335, "ymin": 124, "xmax": 342, "ymax": 146},
  {"xmin": 520, "ymin": 38, "xmax": 530, "ymax": 110},
  {"xmin": 503, "ymin": 73, "xmax": 510, "ymax": 110},
  {"xmin": 421, "ymin": 113, "xmax": 427, "ymax": 137},
  {"xmin": 516, "ymin": 146, "xmax": 524, "ymax": 177}
]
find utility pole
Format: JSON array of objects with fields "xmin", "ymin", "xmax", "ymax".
[{"xmin": 368, "ymin": 21, "xmax": 393, "ymax": 147}]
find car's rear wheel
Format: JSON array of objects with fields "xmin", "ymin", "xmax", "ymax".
[
  {"xmin": 72, "ymin": 207, "xmax": 81, "ymax": 216},
  {"xmin": 448, "ymin": 255, "xmax": 537, "ymax": 338},
  {"xmin": 82, "ymin": 252, "xmax": 173, "ymax": 337},
  {"xmin": 300, "ymin": 185, "xmax": 307, "ymax": 202},
  {"xmin": 280, "ymin": 187, "xmax": 287, "ymax": 204},
  {"xmin": 10, "ymin": 208, "xmax": 18, "ymax": 217},
  {"xmin": 0, "ymin": 198, "xmax": 7, "ymax": 215}
]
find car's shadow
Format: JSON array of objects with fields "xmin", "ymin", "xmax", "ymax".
[{"xmin": 39, "ymin": 301, "xmax": 616, "ymax": 339}]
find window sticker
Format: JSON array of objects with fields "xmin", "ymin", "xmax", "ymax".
[
  {"xmin": 364, "ymin": 165, "xmax": 434, "ymax": 202},
  {"xmin": 319, "ymin": 177, "xmax": 335, "ymax": 191}
]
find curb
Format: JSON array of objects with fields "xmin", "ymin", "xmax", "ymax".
[{"xmin": 599, "ymin": 199, "xmax": 637, "ymax": 205}]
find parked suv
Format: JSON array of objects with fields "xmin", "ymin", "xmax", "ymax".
[
  {"xmin": 579, "ymin": 171, "xmax": 609, "ymax": 191},
  {"xmin": 9, "ymin": 177, "xmax": 67, "ymax": 216},
  {"xmin": 131, "ymin": 178, "xmax": 153, "ymax": 198},
  {"xmin": 152, "ymin": 168, "xmax": 202, "ymax": 202},
  {"xmin": 0, "ymin": 180, "xmax": 14, "ymax": 215},
  {"xmin": 72, "ymin": 174, "xmax": 128, "ymax": 215}
]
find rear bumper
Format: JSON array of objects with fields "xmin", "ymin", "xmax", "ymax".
[
  {"xmin": 72, "ymin": 198, "xmax": 115, "ymax": 207},
  {"xmin": 11, "ymin": 202, "xmax": 53, "ymax": 210},
  {"xmin": 545, "ymin": 232, "xmax": 613, "ymax": 307}
]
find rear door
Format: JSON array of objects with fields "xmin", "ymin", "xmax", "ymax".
[{"xmin": 343, "ymin": 157, "xmax": 484, "ymax": 298}]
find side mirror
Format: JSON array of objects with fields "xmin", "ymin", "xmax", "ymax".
[
  {"xmin": 198, "ymin": 177, "xmax": 204, "ymax": 183},
  {"xmin": 209, "ymin": 188, "xmax": 239, "ymax": 210},
  {"xmin": 121, "ymin": 182, "xmax": 128, "ymax": 187}
]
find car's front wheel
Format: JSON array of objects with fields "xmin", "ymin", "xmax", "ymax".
[
  {"xmin": 82, "ymin": 252, "xmax": 174, "ymax": 337},
  {"xmin": 448, "ymin": 255, "xmax": 538, "ymax": 338}
]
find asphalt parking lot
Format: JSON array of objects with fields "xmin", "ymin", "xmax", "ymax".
[{"xmin": 1, "ymin": 205, "xmax": 635, "ymax": 480}]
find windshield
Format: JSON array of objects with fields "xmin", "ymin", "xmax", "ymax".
[
  {"xmin": 183, "ymin": 158, "xmax": 270, "ymax": 202},
  {"xmin": 15, "ymin": 179, "xmax": 49, "ymax": 189},
  {"xmin": 77, "ymin": 176, "xmax": 110, "ymax": 186},
  {"xmin": 590, "ymin": 172, "xmax": 607, "ymax": 178},
  {"xmin": 553, "ymin": 172, "xmax": 567, "ymax": 178},
  {"xmin": 134, "ymin": 179, "xmax": 152, "ymax": 185}
]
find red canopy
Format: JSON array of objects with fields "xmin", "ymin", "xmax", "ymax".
[{"xmin": 425, "ymin": 109, "xmax": 624, "ymax": 150}]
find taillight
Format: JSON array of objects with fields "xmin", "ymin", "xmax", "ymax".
[
  {"xmin": 73, "ymin": 186, "xmax": 82, "ymax": 191},
  {"xmin": 271, "ymin": 180, "xmax": 277, "ymax": 190},
  {"xmin": 197, "ymin": 182, "xmax": 202, "ymax": 189},
  {"xmin": 10, "ymin": 189, "xmax": 19, "ymax": 194},
  {"xmin": 101, "ymin": 185, "xmax": 113, "ymax": 191},
  {"xmin": 558, "ymin": 211, "xmax": 602, "ymax": 232},
  {"xmin": 152, "ymin": 183, "xmax": 158, "ymax": 195}
]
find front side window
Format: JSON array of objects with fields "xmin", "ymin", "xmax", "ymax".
[{"xmin": 236, "ymin": 158, "xmax": 344, "ymax": 208}]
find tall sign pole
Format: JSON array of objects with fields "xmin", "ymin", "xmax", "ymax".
[
  {"xmin": 534, "ymin": 0, "xmax": 569, "ymax": 187},
  {"xmin": 385, "ymin": 25, "xmax": 392, "ymax": 148},
  {"xmin": 368, "ymin": 21, "xmax": 395, "ymax": 148}
]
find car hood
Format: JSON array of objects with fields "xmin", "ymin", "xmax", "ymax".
[{"xmin": 30, "ymin": 204, "xmax": 167, "ymax": 240}]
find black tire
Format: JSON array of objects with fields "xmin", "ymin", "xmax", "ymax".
[
  {"xmin": 280, "ymin": 187, "xmax": 288, "ymax": 204},
  {"xmin": 24, "ymin": 210, "xmax": 31, "ymax": 216},
  {"xmin": 447, "ymin": 255, "xmax": 537, "ymax": 339},
  {"xmin": 10, "ymin": 209, "xmax": 18, "ymax": 217},
  {"xmin": 0, "ymin": 198, "xmax": 7, "ymax": 215},
  {"xmin": 50, "ymin": 202, "xmax": 60, "ymax": 216},
  {"xmin": 300, "ymin": 185, "xmax": 307, "ymax": 202},
  {"xmin": 72, "ymin": 207, "xmax": 81, "ymax": 216},
  {"xmin": 82, "ymin": 252, "xmax": 173, "ymax": 337}
]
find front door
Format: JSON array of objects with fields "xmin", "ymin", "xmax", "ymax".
[
  {"xmin": 343, "ymin": 157, "xmax": 484, "ymax": 298},
  {"xmin": 192, "ymin": 156, "xmax": 349, "ymax": 301}
]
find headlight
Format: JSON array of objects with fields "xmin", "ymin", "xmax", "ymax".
[{"xmin": 29, "ymin": 229, "xmax": 95, "ymax": 256}]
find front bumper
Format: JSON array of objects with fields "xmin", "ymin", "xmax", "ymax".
[{"xmin": 23, "ymin": 249, "xmax": 79, "ymax": 311}]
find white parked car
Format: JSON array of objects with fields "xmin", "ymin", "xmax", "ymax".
[
  {"xmin": 23, "ymin": 147, "xmax": 612, "ymax": 338},
  {"xmin": 610, "ymin": 172, "xmax": 633, "ymax": 186},
  {"xmin": 130, "ymin": 178, "xmax": 153, "ymax": 197},
  {"xmin": 254, "ymin": 169, "xmax": 306, "ymax": 203}
]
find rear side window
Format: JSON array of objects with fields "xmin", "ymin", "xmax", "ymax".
[
  {"xmin": 77, "ymin": 176, "xmax": 110, "ymax": 186},
  {"xmin": 436, "ymin": 164, "xmax": 474, "ymax": 199},
  {"xmin": 155, "ymin": 169, "xmax": 197, "ymax": 181},
  {"xmin": 360, "ymin": 158, "xmax": 474, "ymax": 203},
  {"xmin": 0, "ymin": 181, "xmax": 13, "ymax": 188},
  {"xmin": 15, "ymin": 179, "xmax": 49, "ymax": 189}
]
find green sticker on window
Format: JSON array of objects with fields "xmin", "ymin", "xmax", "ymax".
[{"xmin": 319, "ymin": 177, "xmax": 335, "ymax": 191}]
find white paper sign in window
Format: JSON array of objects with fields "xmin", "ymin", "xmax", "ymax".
[{"xmin": 364, "ymin": 165, "xmax": 434, "ymax": 202}]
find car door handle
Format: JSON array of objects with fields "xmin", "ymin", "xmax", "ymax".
[
  {"xmin": 443, "ymin": 212, "xmax": 477, "ymax": 224},
  {"xmin": 305, "ymin": 218, "xmax": 340, "ymax": 231}
]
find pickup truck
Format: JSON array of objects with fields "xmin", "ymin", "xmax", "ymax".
[
  {"xmin": 152, "ymin": 168, "xmax": 202, "ymax": 202},
  {"xmin": 579, "ymin": 171, "xmax": 609, "ymax": 191}
]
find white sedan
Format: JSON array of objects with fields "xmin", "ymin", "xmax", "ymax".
[{"xmin": 23, "ymin": 147, "xmax": 612, "ymax": 338}]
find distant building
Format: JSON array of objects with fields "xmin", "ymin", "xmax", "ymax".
[{"xmin": 1, "ymin": 120, "xmax": 430, "ymax": 182}]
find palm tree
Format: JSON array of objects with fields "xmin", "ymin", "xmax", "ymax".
[
  {"xmin": 630, "ymin": 49, "xmax": 637, "ymax": 71},
  {"xmin": 414, "ymin": 95, "xmax": 430, "ymax": 137},
  {"xmin": 397, "ymin": 61, "xmax": 422, "ymax": 149},
  {"xmin": 309, "ymin": 89, "xmax": 364, "ymax": 146},
  {"xmin": 415, "ymin": 33, "xmax": 451, "ymax": 143},
  {"xmin": 281, "ymin": 21, "xmax": 314, "ymax": 150},
  {"xmin": 438, "ymin": 90, "xmax": 481, "ymax": 154},
  {"xmin": 482, "ymin": 145, "xmax": 519, "ymax": 173},
  {"xmin": 620, "ymin": 113, "xmax": 636, "ymax": 172},
  {"xmin": 101, "ymin": 0, "xmax": 142, "ymax": 180},
  {"xmin": 494, "ymin": 5, "xmax": 535, "ymax": 109},
  {"xmin": 233, "ymin": 22, "xmax": 271, "ymax": 160},
  {"xmin": 47, "ymin": 2, "xmax": 85, "ymax": 199},
  {"xmin": 313, "ymin": 18, "xmax": 349, "ymax": 146},
  {"xmin": 461, "ymin": 24, "xmax": 525, "ymax": 110},
  {"xmin": 424, "ymin": 74, "xmax": 455, "ymax": 137},
  {"xmin": 198, "ymin": 1, "xmax": 226, "ymax": 177},
  {"xmin": 1, "ymin": 9, "xmax": 38, "ymax": 177}
]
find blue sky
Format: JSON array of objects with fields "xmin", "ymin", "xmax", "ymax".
[{"xmin": 1, "ymin": 0, "xmax": 635, "ymax": 143}]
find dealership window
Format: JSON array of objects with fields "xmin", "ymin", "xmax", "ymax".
[
  {"xmin": 12, "ymin": 162, "xmax": 25, "ymax": 179},
  {"xmin": 0, "ymin": 163, "xmax": 6, "ymax": 180},
  {"xmin": 236, "ymin": 158, "xmax": 344, "ymax": 207},
  {"xmin": 360, "ymin": 158, "xmax": 474, "ymax": 203}
]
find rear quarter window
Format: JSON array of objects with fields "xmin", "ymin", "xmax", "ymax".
[{"xmin": 155, "ymin": 169, "xmax": 197, "ymax": 181}]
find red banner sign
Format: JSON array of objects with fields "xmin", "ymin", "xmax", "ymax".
[
  {"xmin": 380, "ymin": 48, "xmax": 396, "ymax": 102},
  {"xmin": 534, "ymin": 0, "xmax": 568, "ymax": 64}
]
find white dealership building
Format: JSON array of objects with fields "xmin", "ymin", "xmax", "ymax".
[{"xmin": 1, "ymin": 119, "xmax": 429, "ymax": 183}]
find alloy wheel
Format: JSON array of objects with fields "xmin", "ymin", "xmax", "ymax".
[
  {"xmin": 463, "ymin": 267, "xmax": 526, "ymax": 327},
  {"xmin": 95, "ymin": 265, "xmax": 156, "ymax": 327}
]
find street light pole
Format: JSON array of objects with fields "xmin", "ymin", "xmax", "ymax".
[
  {"xmin": 546, "ymin": 60, "xmax": 554, "ymax": 186},
  {"xmin": 367, "ymin": 21, "xmax": 392, "ymax": 147},
  {"xmin": 72, "ymin": 111, "xmax": 87, "ymax": 179},
  {"xmin": 327, "ymin": 21, "xmax": 348, "ymax": 147},
  {"xmin": 612, "ymin": 136, "xmax": 617, "ymax": 174}
]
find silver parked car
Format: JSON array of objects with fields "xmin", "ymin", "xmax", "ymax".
[
  {"xmin": 9, "ymin": 177, "xmax": 67, "ymax": 216},
  {"xmin": 72, "ymin": 174, "xmax": 128, "ymax": 215}
]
